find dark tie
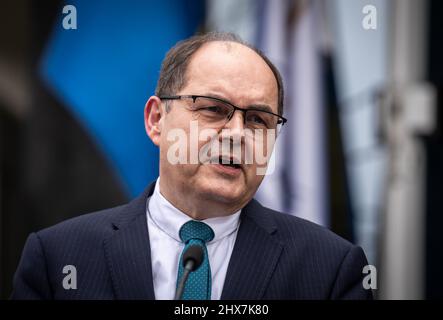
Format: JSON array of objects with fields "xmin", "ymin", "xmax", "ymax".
[{"xmin": 176, "ymin": 220, "xmax": 214, "ymax": 299}]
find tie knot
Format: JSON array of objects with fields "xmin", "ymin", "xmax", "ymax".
[{"xmin": 179, "ymin": 220, "xmax": 214, "ymax": 244}]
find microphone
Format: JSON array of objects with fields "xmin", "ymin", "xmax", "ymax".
[{"xmin": 174, "ymin": 244, "xmax": 204, "ymax": 300}]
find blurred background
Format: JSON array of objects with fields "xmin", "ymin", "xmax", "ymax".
[{"xmin": 0, "ymin": 0, "xmax": 442, "ymax": 299}]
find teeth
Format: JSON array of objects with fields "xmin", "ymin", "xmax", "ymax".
[
  {"xmin": 217, "ymin": 156, "xmax": 240, "ymax": 168},
  {"xmin": 219, "ymin": 157, "xmax": 238, "ymax": 164}
]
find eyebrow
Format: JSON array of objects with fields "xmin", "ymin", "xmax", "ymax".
[{"xmin": 203, "ymin": 93, "xmax": 275, "ymax": 114}]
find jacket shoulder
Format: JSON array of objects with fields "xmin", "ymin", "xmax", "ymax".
[
  {"xmin": 37, "ymin": 204, "xmax": 126, "ymax": 241},
  {"xmin": 259, "ymin": 204, "xmax": 355, "ymax": 255},
  {"xmin": 253, "ymin": 203, "xmax": 372, "ymax": 299},
  {"xmin": 36, "ymin": 182, "xmax": 153, "ymax": 242}
]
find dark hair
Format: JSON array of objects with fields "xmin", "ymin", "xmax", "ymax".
[{"xmin": 155, "ymin": 31, "xmax": 285, "ymax": 116}]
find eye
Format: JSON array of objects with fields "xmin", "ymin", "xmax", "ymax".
[
  {"xmin": 247, "ymin": 113, "xmax": 267, "ymax": 125},
  {"xmin": 197, "ymin": 104, "xmax": 230, "ymax": 117},
  {"xmin": 203, "ymin": 105, "xmax": 224, "ymax": 114}
]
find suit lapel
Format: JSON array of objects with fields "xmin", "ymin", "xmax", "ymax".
[
  {"xmin": 102, "ymin": 181, "xmax": 283, "ymax": 300},
  {"xmin": 221, "ymin": 200, "xmax": 283, "ymax": 299},
  {"xmin": 103, "ymin": 182, "xmax": 156, "ymax": 299}
]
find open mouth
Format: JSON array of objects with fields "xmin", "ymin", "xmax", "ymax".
[{"xmin": 218, "ymin": 156, "xmax": 241, "ymax": 169}]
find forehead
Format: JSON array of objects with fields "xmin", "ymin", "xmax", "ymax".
[{"xmin": 182, "ymin": 41, "xmax": 278, "ymax": 112}]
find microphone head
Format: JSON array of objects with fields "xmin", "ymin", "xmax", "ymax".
[{"xmin": 182, "ymin": 244, "xmax": 204, "ymax": 271}]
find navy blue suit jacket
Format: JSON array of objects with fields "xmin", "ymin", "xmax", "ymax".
[{"xmin": 11, "ymin": 181, "xmax": 372, "ymax": 299}]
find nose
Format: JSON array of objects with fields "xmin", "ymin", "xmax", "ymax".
[
  {"xmin": 225, "ymin": 109, "xmax": 245, "ymax": 133},
  {"xmin": 220, "ymin": 109, "xmax": 245, "ymax": 146}
]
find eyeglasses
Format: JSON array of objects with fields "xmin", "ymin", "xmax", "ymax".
[{"xmin": 159, "ymin": 95, "xmax": 287, "ymax": 133}]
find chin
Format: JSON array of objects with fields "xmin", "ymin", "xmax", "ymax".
[{"xmin": 197, "ymin": 179, "xmax": 245, "ymax": 204}]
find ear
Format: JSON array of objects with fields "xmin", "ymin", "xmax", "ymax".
[{"xmin": 144, "ymin": 96, "xmax": 164, "ymax": 146}]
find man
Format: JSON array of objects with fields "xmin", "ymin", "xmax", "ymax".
[{"xmin": 11, "ymin": 32, "xmax": 372, "ymax": 299}]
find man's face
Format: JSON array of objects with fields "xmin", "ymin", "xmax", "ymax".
[{"xmin": 157, "ymin": 41, "xmax": 279, "ymax": 213}]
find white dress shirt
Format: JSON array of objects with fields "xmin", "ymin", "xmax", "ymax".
[{"xmin": 146, "ymin": 178, "xmax": 241, "ymax": 300}]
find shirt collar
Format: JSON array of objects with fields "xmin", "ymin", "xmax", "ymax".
[{"xmin": 147, "ymin": 178, "xmax": 241, "ymax": 244}]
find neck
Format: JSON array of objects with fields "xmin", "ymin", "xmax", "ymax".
[{"xmin": 158, "ymin": 179, "xmax": 241, "ymax": 220}]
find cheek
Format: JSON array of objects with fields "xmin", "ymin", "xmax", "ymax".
[
  {"xmin": 159, "ymin": 131, "xmax": 201, "ymax": 178},
  {"xmin": 159, "ymin": 120, "xmax": 190, "ymax": 161},
  {"xmin": 249, "ymin": 133, "xmax": 275, "ymax": 161},
  {"xmin": 244, "ymin": 165, "xmax": 263, "ymax": 186}
]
